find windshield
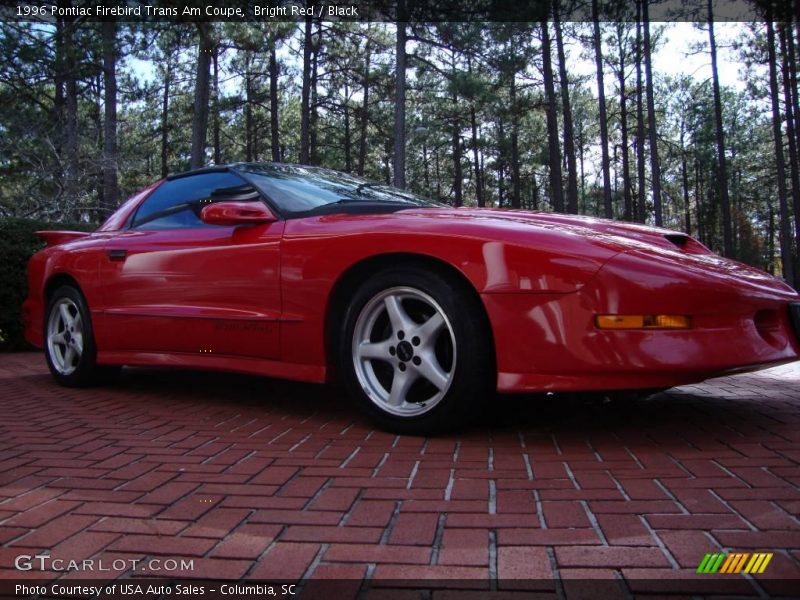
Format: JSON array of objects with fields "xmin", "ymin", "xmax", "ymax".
[{"xmin": 236, "ymin": 163, "xmax": 446, "ymax": 217}]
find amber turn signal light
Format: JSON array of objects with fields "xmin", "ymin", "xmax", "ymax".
[{"xmin": 595, "ymin": 315, "xmax": 691, "ymax": 330}]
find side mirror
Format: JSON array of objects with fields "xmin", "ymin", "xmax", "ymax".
[{"xmin": 200, "ymin": 201, "xmax": 277, "ymax": 226}]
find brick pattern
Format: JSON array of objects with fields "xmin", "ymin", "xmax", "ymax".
[{"xmin": 0, "ymin": 354, "xmax": 799, "ymax": 595}]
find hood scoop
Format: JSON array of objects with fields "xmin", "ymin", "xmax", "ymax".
[{"xmin": 664, "ymin": 234, "xmax": 689, "ymax": 248}]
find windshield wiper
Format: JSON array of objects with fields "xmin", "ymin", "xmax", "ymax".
[
  {"xmin": 326, "ymin": 198, "xmax": 381, "ymax": 205},
  {"xmin": 304, "ymin": 198, "xmax": 409, "ymax": 216}
]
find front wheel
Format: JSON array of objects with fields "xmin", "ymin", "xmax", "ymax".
[
  {"xmin": 339, "ymin": 267, "xmax": 494, "ymax": 434},
  {"xmin": 44, "ymin": 285, "xmax": 118, "ymax": 386}
]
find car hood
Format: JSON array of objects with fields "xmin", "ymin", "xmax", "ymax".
[
  {"xmin": 401, "ymin": 207, "xmax": 702, "ymax": 254},
  {"xmin": 397, "ymin": 207, "xmax": 797, "ymax": 297}
]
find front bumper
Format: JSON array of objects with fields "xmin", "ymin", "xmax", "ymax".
[{"xmin": 486, "ymin": 251, "xmax": 800, "ymax": 393}]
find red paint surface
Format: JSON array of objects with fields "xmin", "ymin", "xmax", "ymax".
[{"xmin": 24, "ymin": 180, "xmax": 800, "ymax": 392}]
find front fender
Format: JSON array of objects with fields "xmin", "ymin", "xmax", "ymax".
[{"xmin": 278, "ymin": 215, "xmax": 619, "ymax": 367}]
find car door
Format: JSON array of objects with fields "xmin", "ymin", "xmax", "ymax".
[{"xmin": 95, "ymin": 171, "xmax": 284, "ymax": 360}]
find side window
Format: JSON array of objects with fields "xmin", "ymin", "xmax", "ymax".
[{"xmin": 131, "ymin": 172, "xmax": 258, "ymax": 230}]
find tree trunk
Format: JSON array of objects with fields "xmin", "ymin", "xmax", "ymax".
[
  {"xmin": 190, "ymin": 23, "xmax": 212, "ymax": 170},
  {"xmin": 780, "ymin": 24, "xmax": 800, "ymax": 258},
  {"xmin": 479, "ymin": 128, "xmax": 486, "ymax": 202},
  {"xmin": 497, "ymin": 117, "xmax": 506, "ymax": 207},
  {"xmin": 695, "ymin": 155, "xmax": 704, "ymax": 244},
  {"xmin": 681, "ymin": 123, "xmax": 691, "ymax": 235},
  {"xmin": 682, "ymin": 151, "xmax": 691, "ymax": 235},
  {"xmin": 510, "ymin": 76, "xmax": 521, "ymax": 209},
  {"xmin": 592, "ymin": 0, "xmax": 612, "ymax": 218},
  {"xmin": 466, "ymin": 55, "xmax": 484, "ymax": 207},
  {"xmin": 63, "ymin": 17, "xmax": 79, "ymax": 213},
  {"xmin": 635, "ymin": 1, "xmax": 647, "ymax": 223},
  {"xmin": 452, "ymin": 128, "xmax": 462, "ymax": 207},
  {"xmin": 554, "ymin": 2, "xmax": 579, "ymax": 214},
  {"xmin": 786, "ymin": 26, "xmax": 800, "ymax": 167},
  {"xmin": 161, "ymin": 61, "xmax": 171, "ymax": 178},
  {"xmin": 767, "ymin": 18, "xmax": 795, "ymax": 287},
  {"xmin": 782, "ymin": 20, "xmax": 799, "ymax": 271},
  {"xmin": 384, "ymin": 141, "xmax": 392, "ymax": 184},
  {"xmin": 470, "ymin": 104, "xmax": 484, "ymax": 207},
  {"xmin": 541, "ymin": 20, "xmax": 565, "ymax": 212},
  {"xmin": 617, "ymin": 25, "xmax": 633, "ymax": 221},
  {"xmin": 92, "ymin": 73, "xmax": 103, "ymax": 199},
  {"xmin": 101, "ymin": 20, "xmax": 118, "ymax": 219},
  {"xmin": 422, "ymin": 142, "xmax": 430, "ymax": 191},
  {"xmin": 212, "ymin": 45, "xmax": 221, "ymax": 164},
  {"xmin": 310, "ymin": 21, "xmax": 321, "ymax": 164},
  {"xmin": 393, "ymin": 9, "xmax": 407, "ymax": 188},
  {"xmin": 708, "ymin": 0, "xmax": 732, "ymax": 255},
  {"xmin": 642, "ymin": 0, "xmax": 663, "ymax": 225},
  {"xmin": 358, "ymin": 33, "xmax": 371, "ymax": 176},
  {"xmin": 344, "ymin": 83, "xmax": 352, "ymax": 172},
  {"xmin": 451, "ymin": 70, "xmax": 463, "ymax": 208},
  {"xmin": 53, "ymin": 17, "xmax": 65, "ymax": 128},
  {"xmin": 612, "ymin": 143, "xmax": 618, "ymax": 198},
  {"xmin": 269, "ymin": 40, "xmax": 280, "ymax": 162},
  {"xmin": 577, "ymin": 122, "xmax": 586, "ymax": 211},
  {"xmin": 53, "ymin": 15, "xmax": 65, "ymax": 203},
  {"xmin": 300, "ymin": 17, "xmax": 312, "ymax": 164},
  {"xmin": 245, "ymin": 52, "xmax": 253, "ymax": 162},
  {"xmin": 768, "ymin": 205, "xmax": 775, "ymax": 274},
  {"xmin": 434, "ymin": 146, "xmax": 441, "ymax": 198}
]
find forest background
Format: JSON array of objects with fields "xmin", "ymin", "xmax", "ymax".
[{"xmin": 1, "ymin": 0, "xmax": 799, "ymax": 292}]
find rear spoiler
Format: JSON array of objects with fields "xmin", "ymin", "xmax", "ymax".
[{"xmin": 35, "ymin": 230, "xmax": 91, "ymax": 247}]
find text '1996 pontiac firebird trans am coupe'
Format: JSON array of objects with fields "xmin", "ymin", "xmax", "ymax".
[{"xmin": 23, "ymin": 163, "xmax": 800, "ymax": 433}]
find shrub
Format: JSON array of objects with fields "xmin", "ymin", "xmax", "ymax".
[{"xmin": 0, "ymin": 218, "xmax": 96, "ymax": 351}]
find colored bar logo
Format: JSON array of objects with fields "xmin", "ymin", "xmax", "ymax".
[{"xmin": 697, "ymin": 552, "xmax": 773, "ymax": 574}]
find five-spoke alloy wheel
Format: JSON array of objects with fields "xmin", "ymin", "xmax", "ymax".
[
  {"xmin": 340, "ymin": 266, "xmax": 493, "ymax": 434},
  {"xmin": 353, "ymin": 286, "xmax": 456, "ymax": 417},
  {"xmin": 44, "ymin": 285, "xmax": 115, "ymax": 386},
  {"xmin": 47, "ymin": 296, "xmax": 84, "ymax": 376}
]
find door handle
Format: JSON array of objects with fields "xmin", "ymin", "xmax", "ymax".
[{"xmin": 107, "ymin": 249, "xmax": 127, "ymax": 261}]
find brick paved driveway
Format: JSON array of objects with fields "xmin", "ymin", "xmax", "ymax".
[{"xmin": 0, "ymin": 353, "xmax": 799, "ymax": 598}]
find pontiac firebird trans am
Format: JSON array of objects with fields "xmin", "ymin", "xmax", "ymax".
[{"xmin": 23, "ymin": 163, "xmax": 800, "ymax": 433}]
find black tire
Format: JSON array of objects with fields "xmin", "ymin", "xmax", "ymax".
[
  {"xmin": 338, "ymin": 266, "xmax": 494, "ymax": 434},
  {"xmin": 43, "ymin": 285, "xmax": 119, "ymax": 387}
]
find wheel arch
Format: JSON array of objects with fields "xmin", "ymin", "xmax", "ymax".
[
  {"xmin": 323, "ymin": 252, "xmax": 496, "ymax": 380},
  {"xmin": 44, "ymin": 273, "xmax": 84, "ymax": 301}
]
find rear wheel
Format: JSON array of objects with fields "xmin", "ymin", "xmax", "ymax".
[
  {"xmin": 339, "ymin": 267, "xmax": 493, "ymax": 434},
  {"xmin": 44, "ymin": 285, "xmax": 118, "ymax": 386}
]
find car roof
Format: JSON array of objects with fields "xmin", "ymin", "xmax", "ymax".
[
  {"xmin": 166, "ymin": 163, "xmax": 241, "ymax": 181},
  {"xmin": 166, "ymin": 162, "xmax": 318, "ymax": 181}
]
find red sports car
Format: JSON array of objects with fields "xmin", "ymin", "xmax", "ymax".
[{"xmin": 24, "ymin": 163, "xmax": 800, "ymax": 433}]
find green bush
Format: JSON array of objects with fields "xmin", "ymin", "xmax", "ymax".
[{"xmin": 0, "ymin": 218, "xmax": 96, "ymax": 351}]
